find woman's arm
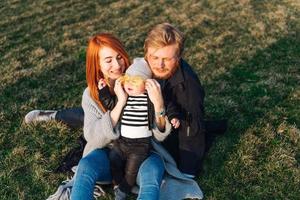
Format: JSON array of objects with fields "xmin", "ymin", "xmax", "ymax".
[
  {"xmin": 82, "ymin": 88, "xmax": 119, "ymax": 150},
  {"xmin": 109, "ymin": 78, "xmax": 127, "ymax": 127}
]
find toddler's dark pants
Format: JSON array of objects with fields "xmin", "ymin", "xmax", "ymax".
[{"xmin": 109, "ymin": 136, "xmax": 151, "ymax": 194}]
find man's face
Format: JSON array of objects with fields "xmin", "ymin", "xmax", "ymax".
[{"xmin": 146, "ymin": 44, "xmax": 179, "ymax": 79}]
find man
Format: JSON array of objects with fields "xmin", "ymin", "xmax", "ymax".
[
  {"xmin": 25, "ymin": 23, "xmax": 226, "ymax": 176},
  {"xmin": 144, "ymin": 23, "xmax": 205, "ymax": 177}
]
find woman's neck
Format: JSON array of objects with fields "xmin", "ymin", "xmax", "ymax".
[{"xmin": 109, "ymin": 79, "xmax": 115, "ymax": 87}]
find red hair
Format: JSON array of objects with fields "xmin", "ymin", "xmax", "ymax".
[{"xmin": 86, "ymin": 33, "xmax": 130, "ymax": 112}]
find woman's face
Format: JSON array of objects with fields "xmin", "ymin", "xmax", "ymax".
[{"xmin": 99, "ymin": 46, "xmax": 126, "ymax": 80}]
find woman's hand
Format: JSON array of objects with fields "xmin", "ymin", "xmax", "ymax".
[
  {"xmin": 110, "ymin": 78, "xmax": 127, "ymax": 127},
  {"xmin": 145, "ymin": 79, "xmax": 164, "ymax": 110},
  {"xmin": 114, "ymin": 78, "xmax": 127, "ymax": 106}
]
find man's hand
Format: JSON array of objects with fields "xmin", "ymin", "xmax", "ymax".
[{"xmin": 145, "ymin": 79, "xmax": 164, "ymax": 111}]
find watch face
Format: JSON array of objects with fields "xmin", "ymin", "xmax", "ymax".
[{"xmin": 156, "ymin": 108, "xmax": 166, "ymax": 117}]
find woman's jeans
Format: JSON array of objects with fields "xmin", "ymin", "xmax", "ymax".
[
  {"xmin": 70, "ymin": 149, "xmax": 111, "ymax": 200},
  {"xmin": 70, "ymin": 149, "xmax": 164, "ymax": 200},
  {"xmin": 136, "ymin": 152, "xmax": 164, "ymax": 200}
]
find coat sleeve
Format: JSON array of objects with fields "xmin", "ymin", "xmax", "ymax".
[
  {"xmin": 82, "ymin": 88, "xmax": 120, "ymax": 149},
  {"xmin": 165, "ymin": 100, "xmax": 181, "ymax": 121},
  {"xmin": 183, "ymin": 74, "xmax": 205, "ymax": 137}
]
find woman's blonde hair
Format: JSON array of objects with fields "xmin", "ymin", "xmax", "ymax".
[{"xmin": 144, "ymin": 23, "xmax": 185, "ymax": 58}]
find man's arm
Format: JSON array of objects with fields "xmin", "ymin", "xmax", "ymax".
[{"xmin": 145, "ymin": 79, "xmax": 167, "ymax": 131}]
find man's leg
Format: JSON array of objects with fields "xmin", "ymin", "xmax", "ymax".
[
  {"xmin": 24, "ymin": 107, "xmax": 84, "ymax": 128},
  {"xmin": 24, "ymin": 110, "xmax": 57, "ymax": 123},
  {"xmin": 55, "ymin": 107, "xmax": 84, "ymax": 128},
  {"xmin": 204, "ymin": 119, "xmax": 228, "ymax": 153}
]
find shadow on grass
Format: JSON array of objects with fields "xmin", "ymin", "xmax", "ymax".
[{"xmin": 200, "ymin": 33, "xmax": 299, "ymax": 198}]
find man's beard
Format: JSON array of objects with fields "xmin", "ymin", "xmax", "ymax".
[{"xmin": 152, "ymin": 62, "xmax": 179, "ymax": 80}]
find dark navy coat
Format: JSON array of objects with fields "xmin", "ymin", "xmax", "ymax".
[{"xmin": 160, "ymin": 59, "xmax": 206, "ymax": 175}]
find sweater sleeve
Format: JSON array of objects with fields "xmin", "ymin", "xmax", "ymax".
[
  {"xmin": 82, "ymin": 88, "xmax": 120, "ymax": 150},
  {"xmin": 152, "ymin": 116, "xmax": 172, "ymax": 141}
]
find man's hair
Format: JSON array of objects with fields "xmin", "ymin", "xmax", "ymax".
[{"xmin": 144, "ymin": 23, "xmax": 185, "ymax": 58}]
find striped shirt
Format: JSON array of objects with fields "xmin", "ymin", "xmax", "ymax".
[{"xmin": 121, "ymin": 94, "xmax": 152, "ymax": 138}]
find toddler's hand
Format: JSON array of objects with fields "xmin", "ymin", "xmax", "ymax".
[
  {"xmin": 98, "ymin": 78, "xmax": 107, "ymax": 90},
  {"xmin": 171, "ymin": 118, "xmax": 180, "ymax": 129}
]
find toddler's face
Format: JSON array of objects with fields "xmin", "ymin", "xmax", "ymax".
[{"xmin": 123, "ymin": 76, "xmax": 146, "ymax": 96}]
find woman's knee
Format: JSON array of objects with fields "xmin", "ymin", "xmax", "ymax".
[
  {"xmin": 77, "ymin": 149, "xmax": 110, "ymax": 176},
  {"xmin": 141, "ymin": 153, "xmax": 164, "ymax": 173},
  {"xmin": 137, "ymin": 153, "xmax": 164, "ymax": 185},
  {"xmin": 136, "ymin": 153, "xmax": 163, "ymax": 200}
]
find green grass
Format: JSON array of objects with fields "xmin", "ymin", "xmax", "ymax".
[{"xmin": 0, "ymin": 0, "xmax": 299, "ymax": 199}]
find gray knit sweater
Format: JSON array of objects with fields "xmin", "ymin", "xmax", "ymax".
[{"xmin": 81, "ymin": 87, "xmax": 172, "ymax": 156}]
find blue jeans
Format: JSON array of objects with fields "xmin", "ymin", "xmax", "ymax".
[
  {"xmin": 136, "ymin": 152, "xmax": 164, "ymax": 200},
  {"xmin": 70, "ymin": 148, "xmax": 111, "ymax": 200},
  {"xmin": 70, "ymin": 149, "xmax": 164, "ymax": 200}
]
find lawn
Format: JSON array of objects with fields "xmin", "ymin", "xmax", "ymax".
[{"xmin": 0, "ymin": 0, "xmax": 299, "ymax": 199}]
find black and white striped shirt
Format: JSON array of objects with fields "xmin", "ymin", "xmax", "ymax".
[{"xmin": 121, "ymin": 94, "xmax": 152, "ymax": 138}]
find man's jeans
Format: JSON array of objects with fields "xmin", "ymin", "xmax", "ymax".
[
  {"xmin": 55, "ymin": 107, "xmax": 84, "ymax": 128},
  {"xmin": 70, "ymin": 149, "xmax": 164, "ymax": 200}
]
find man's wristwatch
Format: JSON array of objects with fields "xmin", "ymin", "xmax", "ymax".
[{"xmin": 155, "ymin": 108, "xmax": 166, "ymax": 117}]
